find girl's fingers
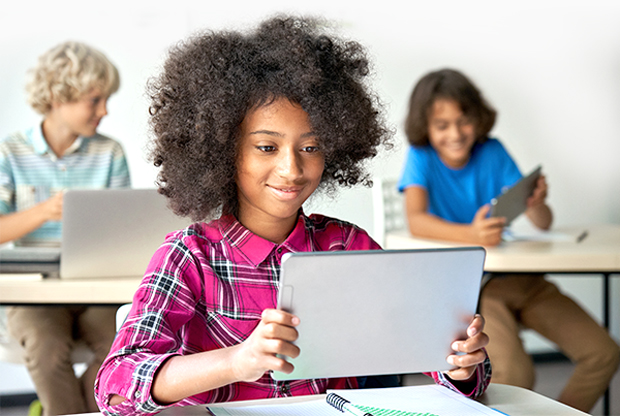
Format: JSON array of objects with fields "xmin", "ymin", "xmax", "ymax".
[
  {"xmin": 261, "ymin": 308, "xmax": 300, "ymax": 327},
  {"xmin": 446, "ymin": 365, "xmax": 475, "ymax": 381},
  {"xmin": 468, "ymin": 314, "xmax": 485, "ymax": 337},
  {"xmin": 261, "ymin": 338, "xmax": 300, "ymax": 359},
  {"xmin": 452, "ymin": 331, "xmax": 489, "ymax": 354},
  {"xmin": 261, "ymin": 321, "xmax": 299, "ymax": 342},
  {"xmin": 447, "ymin": 348, "xmax": 487, "ymax": 369}
]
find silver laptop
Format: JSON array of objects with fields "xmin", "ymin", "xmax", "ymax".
[
  {"xmin": 272, "ymin": 247, "xmax": 486, "ymax": 381},
  {"xmin": 60, "ymin": 189, "xmax": 191, "ymax": 279}
]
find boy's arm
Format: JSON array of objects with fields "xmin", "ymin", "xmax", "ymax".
[
  {"xmin": 403, "ymin": 186, "xmax": 505, "ymax": 246},
  {"xmin": 0, "ymin": 192, "xmax": 63, "ymax": 244}
]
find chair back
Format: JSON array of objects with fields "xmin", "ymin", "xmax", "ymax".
[{"xmin": 372, "ymin": 178, "xmax": 407, "ymax": 247}]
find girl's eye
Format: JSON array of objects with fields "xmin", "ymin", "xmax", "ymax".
[
  {"xmin": 302, "ymin": 146, "xmax": 320, "ymax": 153},
  {"xmin": 257, "ymin": 146, "xmax": 276, "ymax": 152}
]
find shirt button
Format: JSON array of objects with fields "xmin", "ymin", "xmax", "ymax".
[
  {"xmin": 280, "ymin": 383, "xmax": 289, "ymax": 394},
  {"xmin": 277, "ymin": 248, "xmax": 283, "ymax": 254}
]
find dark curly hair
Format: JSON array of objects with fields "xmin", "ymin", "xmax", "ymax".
[
  {"xmin": 404, "ymin": 68, "xmax": 496, "ymax": 147},
  {"xmin": 147, "ymin": 15, "xmax": 393, "ymax": 221}
]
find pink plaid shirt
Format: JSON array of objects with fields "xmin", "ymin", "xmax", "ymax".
[{"xmin": 95, "ymin": 212, "xmax": 490, "ymax": 416}]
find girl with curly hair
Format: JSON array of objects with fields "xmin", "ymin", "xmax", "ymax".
[{"xmin": 95, "ymin": 16, "xmax": 491, "ymax": 416}]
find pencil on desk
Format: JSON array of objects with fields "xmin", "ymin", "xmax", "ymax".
[{"xmin": 576, "ymin": 230, "xmax": 588, "ymax": 243}]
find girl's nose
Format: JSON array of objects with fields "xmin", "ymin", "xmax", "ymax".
[{"xmin": 276, "ymin": 148, "xmax": 303, "ymax": 180}]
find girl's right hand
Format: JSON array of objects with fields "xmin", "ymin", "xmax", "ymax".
[
  {"xmin": 232, "ymin": 309, "xmax": 300, "ymax": 382},
  {"xmin": 469, "ymin": 204, "xmax": 505, "ymax": 246}
]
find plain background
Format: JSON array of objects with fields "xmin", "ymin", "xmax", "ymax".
[{"xmin": 1, "ymin": 0, "xmax": 619, "ymax": 394}]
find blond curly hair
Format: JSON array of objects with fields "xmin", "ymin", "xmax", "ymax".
[{"xmin": 26, "ymin": 41, "xmax": 120, "ymax": 114}]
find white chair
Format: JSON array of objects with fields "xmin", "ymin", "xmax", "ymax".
[
  {"xmin": 372, "ymin": 178, "xmax": 407, "ymax": 247},
  {"xmin": 116, "ymin": 303, "xmax": 132, "ymax": 332}
]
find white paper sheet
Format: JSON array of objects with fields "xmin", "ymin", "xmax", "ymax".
[{"xmin": 207, "ymin": 385, "xmax": 502, "ymax": 416}]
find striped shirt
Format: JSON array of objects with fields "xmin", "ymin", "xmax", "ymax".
[
  {"xmin": 95, "ymin": 212, "xmax": 490, "ymax": 416},
  {"xmin": 0, "ymin": 126, "xmax": 131, "ymax": 246}
]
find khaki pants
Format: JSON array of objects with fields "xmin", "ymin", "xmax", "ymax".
[
  {"xmin": 7, "ymin": 306, "xmax": 117, "ymax": 416},
  {"xmin": 480, "ymin": 274, "xmax": 620, "ymax": 412}
]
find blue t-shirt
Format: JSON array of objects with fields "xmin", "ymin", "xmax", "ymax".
[{"xmin": 397, "ymin": 138, "xmax": 522, "ymax": 224}]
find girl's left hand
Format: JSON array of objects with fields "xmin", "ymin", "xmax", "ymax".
[
  {"xmin": 445, "ymin": 314, "xmax": 489, "ymax": 381},
  {"xmin": 527, "ymin": 175, "xmax": 548, "ymax": 208}
]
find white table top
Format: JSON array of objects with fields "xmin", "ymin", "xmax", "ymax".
[
  {"xmin": 385, "ymin": 224, "xmax": 620, "ymax": 273},
  {"xmin": 0, "ymin": 274, "xmax": 140, "ymax": 304}
]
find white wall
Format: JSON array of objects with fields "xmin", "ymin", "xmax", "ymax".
[{"xmin": 1, "ymin": 0, "xmax": 619, "ymax": 390}]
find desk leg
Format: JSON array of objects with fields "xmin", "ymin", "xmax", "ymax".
[
  {"xmin": 603, "ymin": 273, "xmax": 609, "ymax": 330},
  {"xmin": 603, "ymin": 273, "xmax": 610, "ymax": 416}
]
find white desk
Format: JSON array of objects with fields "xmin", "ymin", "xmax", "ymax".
[
  {"xmin": 0, "ymin": 274, "xmax": 140, "ymax": 305},
  {"xmin": 65, "ymin": 384, "xmax": 590, "ymax": 415},
  {"xmin": 386, "ymin": 224, "xmax": 620, "ymax": 273}
]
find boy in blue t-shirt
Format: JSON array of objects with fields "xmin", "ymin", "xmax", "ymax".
[{"xmin": 398, "ymin": 68, "xmax": 619, "ymax": 413}]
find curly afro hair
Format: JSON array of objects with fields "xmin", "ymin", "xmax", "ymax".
[{"xmin": 148, "ymin": 15, "xmax": 393, "ymax": 221}]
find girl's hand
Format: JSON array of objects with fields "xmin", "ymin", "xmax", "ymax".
[
  {"xmin": 232, "ymin": 309, "xmax": 300, "ymax": 382},
  {"xmin": 445, "ymin": 314, "xmax": 489, "ymax": 381},
  {"xmin": 469, "ymin": 205, "xmax": 505, "ymax": 246},
  {"xmin": 527, "ymin": 175, "xmax": 548, "ymax": 209}
]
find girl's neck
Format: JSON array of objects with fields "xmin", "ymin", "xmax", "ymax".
[
  {"xmin": 236, "ymin": 212, "xmax": 298, "ymax": 245},
  {"xmin": 41, "ymin": 117, "xmax": 79, "ymax": 158}
]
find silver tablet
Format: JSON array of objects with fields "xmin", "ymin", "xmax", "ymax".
[
  {"xmin": 272, "ymin": 247, "xmax": 486, "ymax": 381},
  {"xmin": 490, "ymin": 165, "xmax": 542, "ymax": 225}
]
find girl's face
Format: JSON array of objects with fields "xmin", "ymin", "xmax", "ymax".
[
  {"xmin": 48, "ymin": 88, "xmax": 109, "ymax": 140},
  {"xmin": 235, "ymin": 98, "xmax": 325, "ymax": 242},
  {"xmin": 427, "ymin": 98, "xmax": 476, "ymax": 169}
]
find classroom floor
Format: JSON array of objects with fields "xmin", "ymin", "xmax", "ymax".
[{"xmin": 1, "ymin": 356, "xmax": 619, "ymax": 415}]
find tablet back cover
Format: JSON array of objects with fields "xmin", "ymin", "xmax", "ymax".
[{"xmin": 273, "ymin": 247, "xmax": 485, "ymax": 381}]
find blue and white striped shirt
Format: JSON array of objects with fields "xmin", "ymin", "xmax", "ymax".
[{"xmin": 0, "ymin": 125, "xmax": 131, "ymax": 246}]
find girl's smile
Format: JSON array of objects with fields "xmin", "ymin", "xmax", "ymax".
[{"xmin": 235, "ymin": 98, "xmax": 325, "ymax": 243}]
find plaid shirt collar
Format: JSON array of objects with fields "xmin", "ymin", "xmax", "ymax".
[{"xmin": 216, "ymin": 210, "xmax": 311, "ymax": 267}]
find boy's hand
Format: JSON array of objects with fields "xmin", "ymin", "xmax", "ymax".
[
  {"xmin": 40, "ymin": 191, "xmax": 64, "ymax": 221},
  {"xmin": 469, "ymin": 205, "xmax": 505, "ymax": 246},
  {"xmin": 527, "ymin": 175, "xmax": 548, "ymax": 209},
  {"xmin": 445, "ymin": 314, "xmax": 489, "ymax": 381},
  {"xmin": 232, "ymin": 309, "xmax": 300, "ymax": 382}
]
